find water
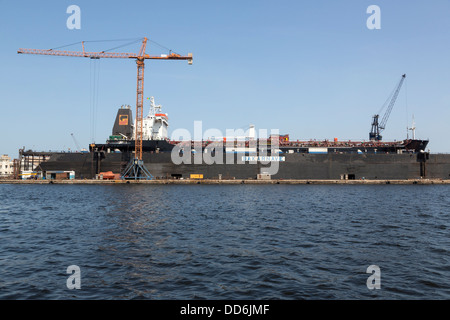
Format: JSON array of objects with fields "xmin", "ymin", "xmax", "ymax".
[{"xmin": 0, "ymin": 184, "xmax": 449, "ymax": 300}]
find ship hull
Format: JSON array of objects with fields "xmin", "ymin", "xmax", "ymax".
[
  {"xmin": 32, "ymin": 105, "xmax": 446, "ymax": 180},
  {"xmin": 34, "ymin": 151, "xmax": 450, "ymax": 180}
]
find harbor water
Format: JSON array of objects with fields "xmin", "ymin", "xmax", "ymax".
[{"xmin": 0, "ymin": 184, "xmax": 449, "ymax": 299}]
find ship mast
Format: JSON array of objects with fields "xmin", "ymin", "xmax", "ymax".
[{"xmin": 408, "ymin": 114, "xmax": 416, "ymax": 140}]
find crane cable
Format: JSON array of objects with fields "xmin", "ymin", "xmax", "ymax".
[
  {"xmin": 48, "ymin": 37, "xmax": 181, "ymax": 144},
  {"xmin": 377, "ymin": 83, "xmax": 397, "ymax": 116},
  {"xmin": 50, "ymin": 38, "xmax": 142, "ymax": 50},
  {"xmin": 89, "ymin": 58, "xmax": 100, "ymax": 143},
  {"xmin": 405, "ymin": 77, "xmax": 409, "ymax": 137},
  {"xmin": 50, "ymin": 38, "xmax": 179, "ymax": 55}
]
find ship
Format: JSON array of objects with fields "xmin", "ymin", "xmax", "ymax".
[
  {"xmin": 20, "ymin": 96, "xmax": 450, "ymax": 181},
  {"xmin": 16, "ymin": 39, "xmax": 450, "ymax": 182}
]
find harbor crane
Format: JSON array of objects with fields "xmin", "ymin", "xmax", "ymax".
[
  {"xmin": 70, "ymin": 133, "xmax": 81, "ymax": 152},
  {"xmin": 369, "ymin": 74, "xmax": 406, "ymax": 141},
  {"xmin": 18, "ymin": 37, "xmax": 193, "ymax": 179}
]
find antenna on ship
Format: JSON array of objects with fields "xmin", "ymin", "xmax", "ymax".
[
  {"xmin": 147, "ymin": 96, "xmax": 162, "ymax": 116},
  {"xmin": 408, "ymin": 114, "xmax": 416, "ymax": 140}
]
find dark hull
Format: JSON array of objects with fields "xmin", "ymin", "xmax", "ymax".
[
  {"xmin": 38, "ymin": 106, "xmax": 444, "ymax": 180},
  {"xmin": 35, "ymin": 151, "xmax": 450, "ymax": 180}
]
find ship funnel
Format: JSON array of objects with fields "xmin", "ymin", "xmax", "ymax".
[{"xmin": 112, "ymin": 105, "xmax": 133, "ymax": 139}]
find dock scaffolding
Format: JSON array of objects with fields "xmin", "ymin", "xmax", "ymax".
[{"xmin": 16, "ymin": 148, "xmax": 53, "ymax": 179}]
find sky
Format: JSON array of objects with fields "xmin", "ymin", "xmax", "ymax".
[{"xmin": 1, "ymin": 0, "xmax": 450, "ymax": 158}]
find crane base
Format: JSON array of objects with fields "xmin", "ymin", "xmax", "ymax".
[{"xmin": 121, "ymin": 158, "xmax": 154, "ymax": 180}]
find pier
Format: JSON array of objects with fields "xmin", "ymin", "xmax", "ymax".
[{"xmin": 1, "ymin": 179, "xmax": 450, "ymax": 185}]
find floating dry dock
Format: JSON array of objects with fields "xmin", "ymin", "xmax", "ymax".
[
  {"xmin": 16, "ymin": 101, "xmax": 450, "ymax": 181},
  {"xmin": 2, "ymin": 179, "xmax": 450, "ymax": 185}
]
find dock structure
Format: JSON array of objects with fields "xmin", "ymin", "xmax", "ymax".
[{"xmin": 1, "ymin": 179, "xmax": 449, "ymax": 185}]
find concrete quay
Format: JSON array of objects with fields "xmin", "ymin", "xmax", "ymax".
[{"xmin": 1, "ymin": 179, "xmax": 450, "ymax": 185}]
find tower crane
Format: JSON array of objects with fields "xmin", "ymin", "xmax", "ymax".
[
  {"xmin": 369, "ymin": 74, "xmax": 406, "ymax": 141},
  {"xmin": 18, "ymin": 37, "xmax": 193, "ymax": 179}
]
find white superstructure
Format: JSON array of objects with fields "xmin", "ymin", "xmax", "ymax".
[{"xmin": 134, "ymin": 97, "xmax": 169, "ymax": 140}]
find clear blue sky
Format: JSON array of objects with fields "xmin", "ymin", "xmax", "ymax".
[{"xmin": 1, "ymin": 0, "xmax": 450, "ymax": 158}]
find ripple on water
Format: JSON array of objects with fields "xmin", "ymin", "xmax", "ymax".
[{"xmin": 0, "ymin": 184, "xmax": 450, "ymax": 299}]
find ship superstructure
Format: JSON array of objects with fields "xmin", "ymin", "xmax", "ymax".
[{"xmin": 140, "ymin": 97, "xmax": 169, "ymax": 141}]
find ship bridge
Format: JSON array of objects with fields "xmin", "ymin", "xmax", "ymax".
[{"xmin": 137, "ymin": 97, "xmax": 169, "ymax": 140}]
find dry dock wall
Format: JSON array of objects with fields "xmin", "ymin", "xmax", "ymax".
[
  {"xmin": 1, "ymin": 179, "xmax": 450, "ymax": 185},
  {"xmin": 34, "ymin": 152, "xmax": 450, "ymax": 180}
]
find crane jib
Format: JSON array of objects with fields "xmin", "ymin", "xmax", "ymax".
[{"xmin": 17, "ymin": 49, "xmax": 193, "ymax": 61}]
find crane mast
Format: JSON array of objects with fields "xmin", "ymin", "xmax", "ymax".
[
  {"xmin": 18, "ymin": 37, "xmax": 193, "ymax": 179},
  {"xmin": 369, "ymin": 74, "xmax": 406, "ymax": 141}
]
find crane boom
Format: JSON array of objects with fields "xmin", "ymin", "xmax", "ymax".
[
  {"xmin": 71, "ymin": 133, "xmax": 81, "ymax": 151},
  {"xmin": 17, "ymin": 48, "xmax": 192, "ymax": 61},
  {"xmin": 379, "ymin": 74, "xmax": 406, "ymax": 130},
  {"xmin": 18, "ymin": 37, "xmax": 193, "ymax": 179},
  {"xmin": 369, "ymin": 74, "xmax": 406, "ymax": 141}
]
